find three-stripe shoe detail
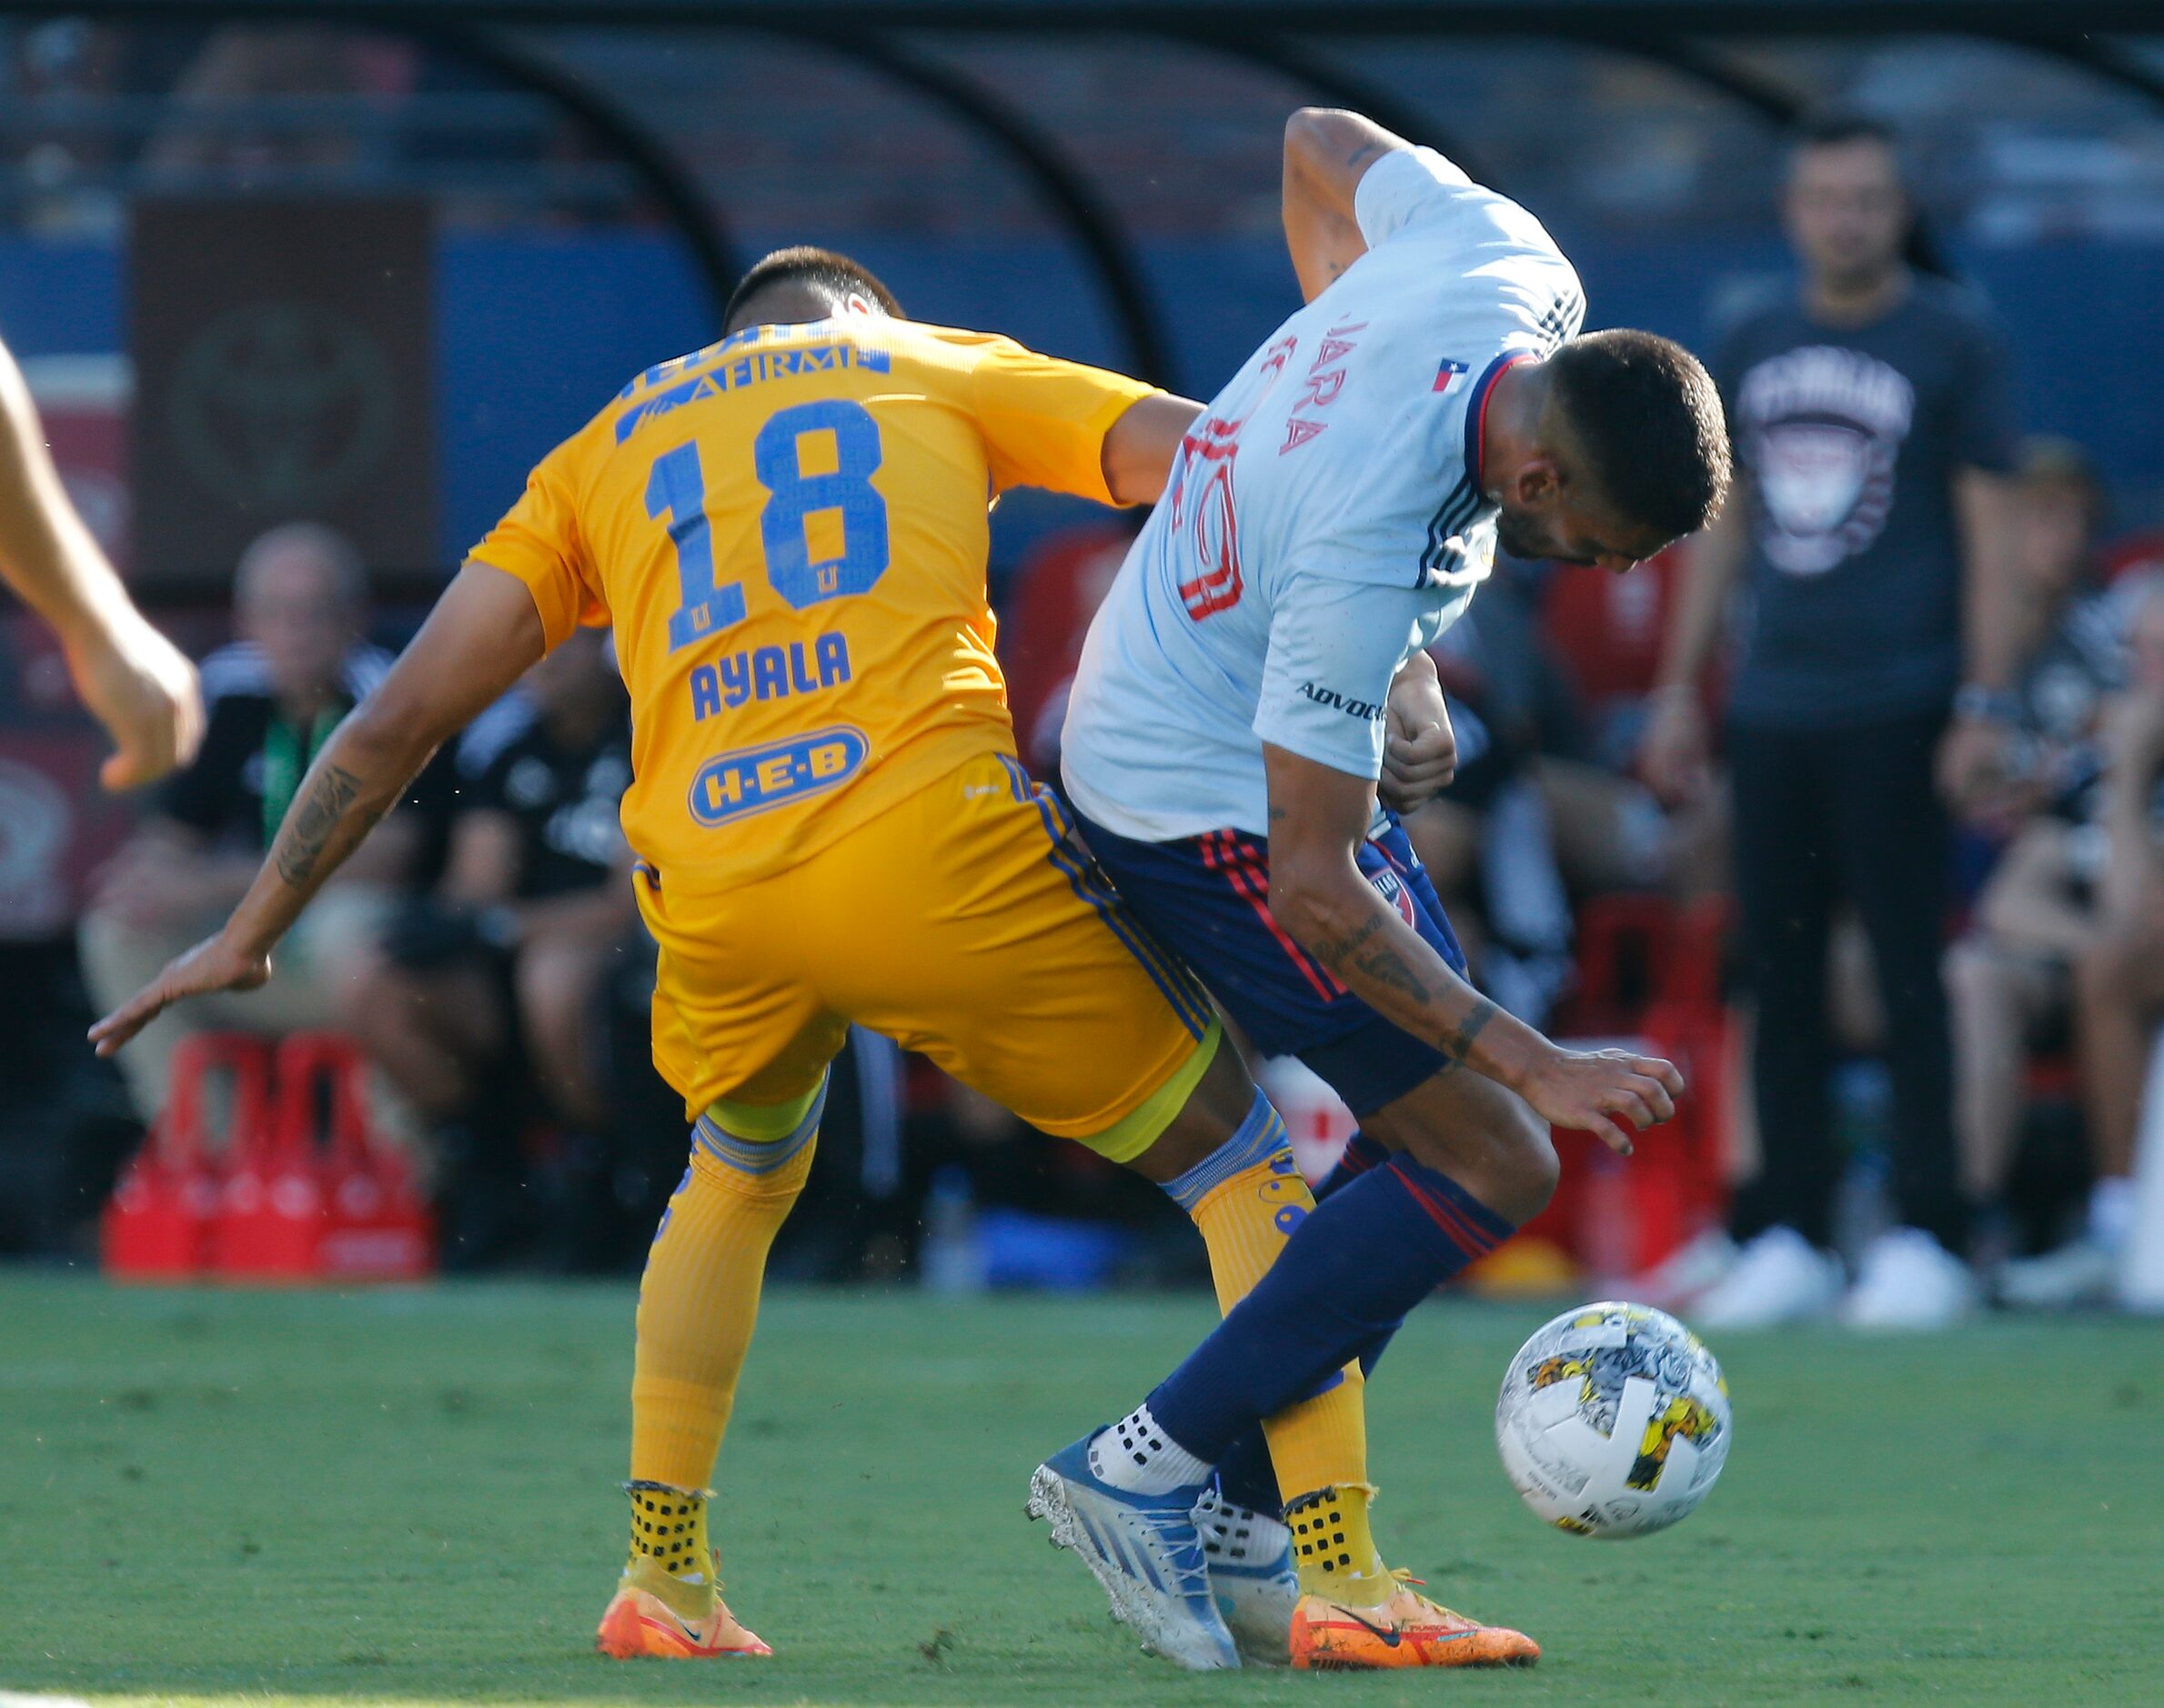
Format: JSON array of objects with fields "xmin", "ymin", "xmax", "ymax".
[{"xmin": 1026, "ymin": 1434, "xmax": 1239, "ymax": 1671}]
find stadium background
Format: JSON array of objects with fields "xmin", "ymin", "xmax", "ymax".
[{"xmin": 2, "ymin": 3, "xmax": 2162, "ymax": 1703}]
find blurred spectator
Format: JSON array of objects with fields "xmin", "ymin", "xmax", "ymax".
[
  {"xmin": 1539, "ymin": 551, "xmax": 1729, "ymax": 902},
  {"xmin": 4, "ymin": 19, "xmax": 129, "ymax": 236},
  {"xmin": 1942, "ymin": 443, "xmax": 2119, "ymax": 1280},
  {"xmin": 1542, "ymin": 548, "xmax": 1681, "ymax": 773},
  {"xmin": 143, "ymin": 25, "xmax": 413, "ymax": 183},
  {"xmin": 1963, "ymin": 439, "xmax": 2120, "ymax": 831},
  {"xmin": 1407, "ymin": 586, "xmax": 1577, "ymax": 1030},
  {"xmin": 76, "ymin": 523, "xmax": 435, "ymax": 1125},
  {"xmin": 345, "ymin": 627, "xmax": 635, "ymax": 1269},
  {"xmin": 1640, "ymin": 115, "xmax": 2024, "ymax": 1329},
  {"xmin": 1977, "ymin": 577, "xmax": 2164, "ymax": 1305}
]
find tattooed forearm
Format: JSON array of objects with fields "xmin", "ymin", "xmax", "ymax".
[
  {"xmin": 1313, "ymin": 909, "xmax": 1431, "ymax": 1002},
  {"xmin": 1344, "ymin": 140, "xmax": 1385, "ymax": 172},
  {"xmin": 1314, "ymin": 912, "xmax": 1386, "ymax": 964},
  {"xmin": 275, "ymin": 763, "xmax": 382, "ymax": 888},
  {"xmin": 1444, "ymin": 997, "xmax": 1498, "ymax": 1066},
  {"xmin": 1348, "ymin": 941, "xmax": 1428, "ymax": 1004}
]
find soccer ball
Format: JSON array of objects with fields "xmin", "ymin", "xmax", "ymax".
[{"xmin": 1495, "ymin": 1301, "xmax": 1730, "ymax": 1539}]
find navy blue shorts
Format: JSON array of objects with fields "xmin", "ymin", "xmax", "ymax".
[{"xmin": 1062, "ymin": 794, "xmax": 1467, "ymax": 1118}]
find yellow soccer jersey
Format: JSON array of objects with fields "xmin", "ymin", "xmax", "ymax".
[{"xmin": 468, "ymin": 317, "xmax": 1158, "ymax": 892}]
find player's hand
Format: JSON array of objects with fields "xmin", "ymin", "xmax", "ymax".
[
  {"xmin": 65, "ymin": 608, "xmax": 204, "ymax": 790},
  {"xmin": 87, "ymin": 930, "xmax": 269, "ymax": 1057},
  {"xmin": 1380, "ymin": 649, "xmax": 1456, "ymax": 812},
  {"xmin": 1637, "ymin": 686, "xmax": 1709, "ymax": 806},
  {"xmin": 1935, "ymin": 713, "xmax": 2010, "ymax": 815},
  {"xmin": 1516, "ymin": 1045, "xmax": 1684, "ymax": 1158}
]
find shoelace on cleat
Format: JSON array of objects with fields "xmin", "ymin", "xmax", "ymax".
[
  {"xmin": 1387, "ymin": 1568, "xmax": 1481, "ymax": 1626},
  {"xmin": 1129, "ymin": 1503, "xmax": 1217, "ymax": 1602}
]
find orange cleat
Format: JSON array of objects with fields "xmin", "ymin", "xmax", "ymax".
[
  {"xmin": 1290, "ymin": 1574, "xmax": 1540, "ymax": 1671},
  {"xmin": 595, "ymin": 1552, "xmax": 771, "ymax": 1659}
]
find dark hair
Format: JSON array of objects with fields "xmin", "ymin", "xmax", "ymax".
[
  {"xmin": 1793, "ymin": 110, "xmax": 1900, "ymax": 155},
  {"xmin": 1546, "ymin": 329, "xmax": 1731, "ymax": 541},
  {"xmin": 723, "ymin": 246, "xmax": 902, "ymax": 332}
]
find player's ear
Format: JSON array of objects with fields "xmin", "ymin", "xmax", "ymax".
[
  {"xmin": 1512, "ymin": 452, "xmax": 1563, "ymax": 508},
  {"xmin": 840, "ymin": 292, "xmax": 879, "ymax": 317}
]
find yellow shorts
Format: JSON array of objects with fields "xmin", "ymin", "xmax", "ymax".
[{"xmin": 635, "ymin": 749, "xmax": 1215, "ymax": 1159}]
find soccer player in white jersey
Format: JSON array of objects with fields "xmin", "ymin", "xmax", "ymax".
[{"xmin": 1026, "ymin": 110, "xmax": 1731, "ymax": 1670}]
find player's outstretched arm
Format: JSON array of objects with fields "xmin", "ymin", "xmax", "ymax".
[
  {"xmin": 1101, "ymin": 392, "xmax": 1204, "ymax": 505},
  {"xmin": 1263, "ymin": 740, "xmax": 1682, "ymax": 1152},
  {"xmin": 1282, "ymin": 106, "xmax": 1411, "ymax": 303},
  {"xmin": 89, "ymin": 563, "xmax": 547, "ymax": 1056},
  {"xmin": 0, "ymin": 335, "xmax": 203, "ymax": 789}
]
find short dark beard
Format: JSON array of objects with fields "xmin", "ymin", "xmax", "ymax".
[{"xmin": 1494, "ymin": 507, "xmax": 1550, "ymax": 564}]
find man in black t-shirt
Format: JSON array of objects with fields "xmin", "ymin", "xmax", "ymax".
[
  {"xmin": 1640, "ymin": 116, "xmax": 2025, "ymax": 1330},
  {"xmin": 347, "ymin": 626, "xmax": 636, "ymax": 1266},
  {"xmin": 78, "ymin": 524, "xmax": 438, "ymax": 1123}
]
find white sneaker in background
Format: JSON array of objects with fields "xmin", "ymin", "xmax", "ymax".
[
  {"xmin": 1625, "ymin": 1227, "xmax": 1740, "ymax": 1314},
  {"xmin": 1998, "ymin": 1238, "xmax": 2119, "ymax": 1310},
  {"xmin": 1838, "ymin": 1227, "xmax": 1978, "ymax": 1330},
  {"xmin": 1695, "ymin": 1226, "xmax": 1844, "ymax": 1329}
]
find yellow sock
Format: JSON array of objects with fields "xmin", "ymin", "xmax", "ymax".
[
  {"xmin": 625, "ymin": 1482, "xmax": 712, "ymax": 1596},
  {"xmin": 1262, "ymin": 1368, "xmax": 1371, "ymax": 1516},
  {"xmin": 1169, "ymin": 1090, "xmax": 1371, "ymax": 1506},
  {"xmin": 1286, "ymin": 1482, "xmax": 1393, "ymax": 1606},
  {"xmin": 627, "ymin": 1080, "xmax": 821, "ymax": 1578}
]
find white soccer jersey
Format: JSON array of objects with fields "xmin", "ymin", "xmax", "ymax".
[{"xmin": 1061, "ymin": 146, "xmax": 1584, "ymax": 841}]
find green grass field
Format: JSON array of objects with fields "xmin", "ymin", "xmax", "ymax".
[{"xmin": 2, "ymin": 1276, "xmax": 2159, "ymax": 1707}]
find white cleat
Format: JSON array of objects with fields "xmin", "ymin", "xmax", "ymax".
[
  {"xmin": 1840, "ymin": 1227, "xmax": 1978, "ymax": 1330},
  {"xmin": 1696, "ymin": 1225, "xmax": 1844, "ymax": 1330},
  {"xmin": 2000, "ymin": 1238, "xmax": 2120, "ymax": 1310},
  {"xmin": 1193, "ymin": 1482, "xmax": 1296, "ymax": 1666},
  {"xmin": 1624, "ymin": 1227, "xmax": 1741, "ymax": 1313},
  {"xmin": 1026, "ymin": 1433, "xmax": 1239, "ymax": 1671}
]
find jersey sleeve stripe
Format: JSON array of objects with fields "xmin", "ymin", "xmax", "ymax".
[
  {"xmin": 1536, "ymin": 286, "xmax": 1585, "ymax": 350},
  {"xmin": 1419, "ymin": 480, "xmax": 1485, "ymax": 586}
]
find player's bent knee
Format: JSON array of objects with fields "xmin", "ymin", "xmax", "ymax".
[
  {"xmin": 1467, "ymin": 1087, "xmax": 1559, "ymax": 1225},
  {"xmin": 696, "ymin": 1075, "xmax": 829, "ymax": 1185},
  {"xmin": 1369, "ymin": 1068, "xmax": 1556, "ymax": 1226},
  {"xmin": 1508, "ymin": 1121, "xmax": 1562, "ymax": 1224},
  {"xmin": 1090, "ymin": 1019, "xmax": 1233, "ymax": 1181}
]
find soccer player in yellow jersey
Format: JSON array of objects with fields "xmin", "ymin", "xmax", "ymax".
[{"xmin": 93, "ymin": 247, "xmax": 1495, "ymax": 1672}]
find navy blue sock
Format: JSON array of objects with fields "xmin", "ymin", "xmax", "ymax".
[
  {"xmin": 1314, "ymin": 1130, "xmax": 1393, "ymax": 1202},
  {"xmin": 1213, "ymin": 1130, "xmax": 1395, "ymax": 1513},
  {"xmin": 1147, "ymin": 1152, "xmax": 1514, "ymax": 1468}
]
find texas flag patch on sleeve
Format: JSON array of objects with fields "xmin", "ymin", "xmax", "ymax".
[{"xmin": 1434, "ymin": 357, "xmax": 1470, "ymax": 395}]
